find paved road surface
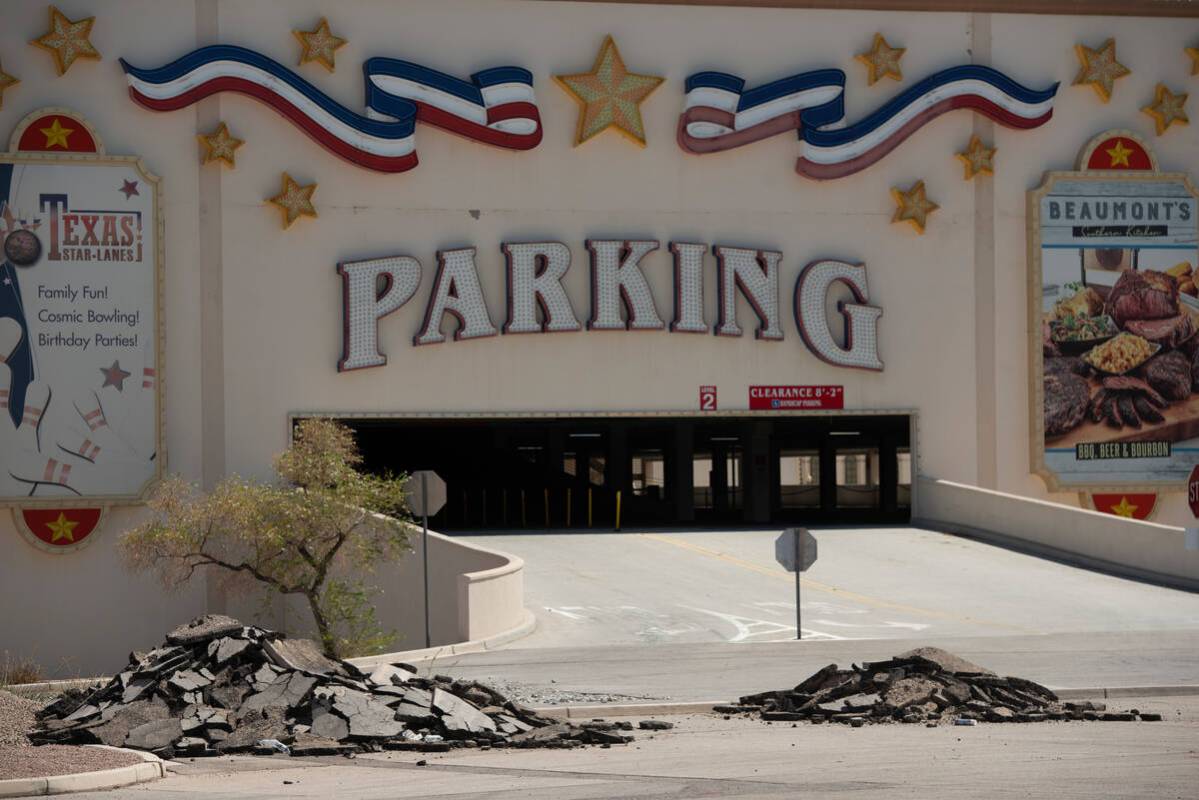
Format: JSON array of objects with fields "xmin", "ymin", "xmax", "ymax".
[
  {"xmin": 459, "ymin": 527, "xmax": 1199, "ymax": 647},
  {"xmin": 74, "ymin": 694, "xmax": 1198, "ymax": 800}
]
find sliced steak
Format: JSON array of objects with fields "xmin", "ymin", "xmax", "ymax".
[
  {"xmin": 1105, "ymin": 270, "xmax": 1179, "ymax": 325},
  {"xmin": 1045, "ymin": 356, "xmax": 1089, "ymax": 376},
  {"xmin": 1124, "ymin": 314, "xmax": 1195, "ymax": 348},
  {"xmin": 1089, "ymin": 388, "xmax": 1110, "ymax": 423},
  {"xmin": 1133, "ymin": 395, "xmax": 1165, "ymax": 424},
  {"xmin": 1116, "ymin": 394, "xmax": 1141, "ymax": 428},
  {"xmin": 1103, "ymin": 393, "xmax": 1122, "ymax": 428},
  {"xmin": 1044, "ymin": 372, "xmax": 1090, "ymax": 436},
  {"xmin": 1143, "ymin": 350, "xmax": 1191, "ymax": 401},
  {"xmin": 1102, "ymin": 376, "xmax": 1168, "ymax": 407}
]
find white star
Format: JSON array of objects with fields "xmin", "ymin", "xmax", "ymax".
[{"xmin": 2, "ymin": 277, "xmax": 11, "ymax": 286}]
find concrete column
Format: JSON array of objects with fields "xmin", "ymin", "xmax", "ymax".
[
  {"xmin": 971, "ymin": 11, "xmax": 998, "ymax": 490},
  {"xmin": 749, "ymin": 422, "xmax": 772, "ymax": 523},
  {"xmin": 674, "ymin": 423, "xmax": 695, "ymax": 523}
]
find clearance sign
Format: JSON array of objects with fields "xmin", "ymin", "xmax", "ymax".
[{"xmin": 749, "ymin": 385, "xmax": 844, "ymax": 410}]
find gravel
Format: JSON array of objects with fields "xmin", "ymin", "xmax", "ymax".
[
  {"xmin": 0, "ymin": 744, "xmax": 143, "ymax": 780},
  {"xmin": 472, "ymin": 678, "xmax": 665, "ymax": 707},
  {"xmin": 0, "ymin": 689, "xmax": 40, "ymax": 746}
]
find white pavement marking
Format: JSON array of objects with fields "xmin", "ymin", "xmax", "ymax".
[
  {"xmin": 812, "ymin": 619, "xmax": 932, "ymax": 631},
  {"xmin": 682, "ymin": 606, "xmax": 847, "ymax": 642}
]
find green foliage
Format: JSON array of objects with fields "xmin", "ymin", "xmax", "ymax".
[{"xmin": 121, "ymin": 418, "xmax": 411, "ymax": 658}]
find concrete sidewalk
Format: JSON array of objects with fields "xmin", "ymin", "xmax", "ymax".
[
  {"xmin": 417, "ymin": 630, "xmax": 1199, "ymax": 703},
  {"xmin": 65, "ymin": 693, "xmax": 1197, "ymax": 799}
]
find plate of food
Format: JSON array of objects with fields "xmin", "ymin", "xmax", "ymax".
[
  {"xmin": 1082, "ymin": 332, "xmax": 1160, "ymax": 376},
  {"xmin": 1049, "ymin": 314, "xmax": 1119, "ymax": 354}
]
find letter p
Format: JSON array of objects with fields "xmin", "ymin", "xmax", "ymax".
[{"xmin": 338, "ymin": 255, "xmax": 421, "ymax": 371}]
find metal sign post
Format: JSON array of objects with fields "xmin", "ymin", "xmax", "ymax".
[
  {"xmin": 774, "ymin": 527, "xmax": 818, "ymax": 641},
  {"xmin": 404, "ymin": 470, "xmax": 447, "ymax": 650}
]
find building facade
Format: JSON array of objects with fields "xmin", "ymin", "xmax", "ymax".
[{"xmin": 1, "ymin": 0, "xmax": 1197, "ymax": 672}]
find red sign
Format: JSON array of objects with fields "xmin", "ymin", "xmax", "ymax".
[
  {"xmin": 1089, "ymin": 493, "xmax": 1158, "ymax": 521},
  {"xmin": 1189, "ymin": 465, "xmax": 1199, "ymax": 518},
  {"xmin": 14, "ymin": 507, "xmax": 105, "ymax": 553},
  {"xmin": 749, "ymin": 385, "xmax": 844, "ymax": 410},
  {"xmin": 699, "ymin": 385, "xmax": 717, "ymax": 410}
]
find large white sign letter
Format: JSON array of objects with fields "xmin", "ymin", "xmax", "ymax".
[
  {"xmin": 502, "ymin": 242, "xmax": 582, "ymax": 334},
  {"xmin": 670, "ymin": 242, "xmax": 708, "ymax": 334},
  {"xmin": 794, "ymin": 259, "xmax": 883, "ymax": 371},
  {"xmin": 587, "ymin": 240, "xmax": 664, "ymax": 330},
  {"xmin": 714, "ymin": 246, "xmax": 783, "ymax": 340},
  {"xmin": 414, "ymin": 248, "xmax": 498, "ymax": 345},
  {"xmin": 338, "ymin": 255, "xmax": 421, "ymax": 371}
]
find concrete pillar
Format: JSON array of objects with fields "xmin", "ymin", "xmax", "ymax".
[
  {"xmin": 674, "ymin": 423, "xmax": 695, "ymax": 523},
  {"xmin": 749, "ymin": 422, "xmax": 772, "ymax": 523}
]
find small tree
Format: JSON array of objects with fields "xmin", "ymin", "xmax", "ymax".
[{"xmin": 121, "ymin": 419, "xmax": 410, "ymax": 658}]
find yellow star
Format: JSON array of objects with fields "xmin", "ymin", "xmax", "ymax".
[
  {"xmin": 956, "ymin": 135, "xmax": 996, "ymax": 180},
  {"xmin": 554, "ymin": 35, "xmax": 664, "ymax": 148},
  {"xmin": 1072, "ymin": 39, "xmax": 1129, "ymax": 103},
  {"xmin": 0, "ymin": 61, "xmax": 18, "ymax": 110},
  {"xmin": 891, "ymin": 180, "xmax": 939, "ymax": 234},
  {"xmin": 1142, "ymin": 84, "xmax": 1189, "ymax": 136},
  {"xmin": 856, "ymin": 33, "xmax": 905, "ymax": 86},
  {"xmin": 293, "ymin": 17, "xmax": 346, "ymax": 73},
  {"xmin": 30, "ymin": 5, "xmax": 101, "ymax": 76},
  {"xmin": 1188, "ymin": 46, "xmax": 1199, "ymax": 76},
  {"xmin": 1110, "ymin": 496, "xmax": 1138, "ymax": 518},
  {"xmin": 1105, "ymin": 139, "xmax": 1133, "ymax": 167},
  {"xmin": 268, "ymin": 172, "xmax": 317, "ymax": 229},
  {"xmin": 197, "ymin": 122, "xmax": 244, "ymax": 168},
  {"xmin": 40, "ymin": 119, "xmax": 74, "ymax": 149},
  {"xmin": 45, "ymin": 512, "xmax": 78, "ymax": 543}
]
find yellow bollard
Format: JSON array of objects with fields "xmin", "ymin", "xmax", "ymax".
[
  {"xmin": 566, "ymin": 488, "xmax": 572, "ymax": 527},
  {"xmin": 588, "ymin": 488, "xmax": 593, "ymax": 528},
  {"xmin": 615, "ymin": 489, "xmax": 622, "ymax": 532},
  {"xmin": 521, "ymin": 490, "xmax": 527, "ymax": 528},
  {"xmin": 544, "ymin": 488, "xmax": 550, "ymax": 528}
]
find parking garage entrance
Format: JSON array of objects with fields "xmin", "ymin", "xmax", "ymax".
[{"xmin": 346, "ymin": 414, "xmax": 912, "ymax": 530}]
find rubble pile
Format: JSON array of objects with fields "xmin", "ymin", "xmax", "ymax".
[
  {"xmin": 29, "ymin": 615, "xmax": 637, "ymax": 757},
  {"xmin": 721, "ymin": 647, "xmax": 1162, "ymax": 726}
]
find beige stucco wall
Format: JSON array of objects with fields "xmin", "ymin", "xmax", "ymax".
[{"xmin": 2, "ymin": 0, "xmax": 1198, "ymax": 674}]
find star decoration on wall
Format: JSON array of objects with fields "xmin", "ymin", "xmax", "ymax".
[
  {"xmin": 197, "ymin": 122, "xmax": 244, "ymax": 168},
  {"xmin": 891, "ymin": 180, "xmax": 939, "ymax": 234},
  {"xmin": 956, "ymin": 135, "xmax": 996, "ymax": 180},
  {"xmin": 293, "ymin": 18, "xmax": 346, "ymax": 73},
  {"xmin": 45, "ymin": 512, "xmax": 79, "ymax": 543},
  {"xmin": 268, "ymin": 173, "xmax": 318, "ymax": 229},
  {"xmin": 31, "ymin": 5, "xmax": 101, "ymax": 76},
  {"xmin": 100, "ymin": 360, "xmax": 131, "ymax": 391},
  {"xmin": 1072, "ymin": 39, "xmax": 1129, "ymax": 103},
  {"xmin": 119, "ymin": 179, "xmax": 139, "ymax": 199},
  {"xmin": 40, "ymin": 119, "xmax": 73, "ymax": 149},
  {"xmin": 1104, "ymin": 139, "xmax": 1133, "ymax": 167},
  {"xmin": 856, "ymin": 33, "xmax": 905, "ymax": 85},
  {"xmin": 0, "ymin": 61, "xmax": 18, "ymax": 110},
  {"xmin": 1142, "ymin": 84, "xmax": 1188, "ymax": 135},
  {"xmin": 554, "ymin": 35, "xmax": 664, "ymax": 147},
  {"xmin": 1188, "ymin": 46, "xmax": 1199, "ymax": 76},
  {"xmin": 1110, "ymin": 496, "xmax": 1138, "ymax": 518}
]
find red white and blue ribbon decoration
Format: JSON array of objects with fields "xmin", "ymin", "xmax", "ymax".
[
  {"xmin": 679, "ymin": 65, "xmax": 1058, "ymax": 180},
  {"xmin": 120, "ymin": 45, "xmax": 542, "ymax": 173}
]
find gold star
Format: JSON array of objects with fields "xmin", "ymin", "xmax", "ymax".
[
  {"xmin": 891, "ymin": 180, "xmax": 939, "ymax": 234},
  {"xmin": 1142, "ymin": 84, "xmax": 1189, "ymax": 136},
  {"xmin": 40, "ymin": 119, "xmax": 74, "ymax": 149},
  {"xmin": 956, "ymin": 135, "xmax": 996, "ymax": 180},
  {"xmin": 1110, "ymin": 496, "xmax": 1138, "ymax": 518},
  {"xmin": 1072, "ymin": 39, "xmax": 1129, "ymax": 103},
  {"xmin": 293, "ymin": 18, "xmax": 346, "ymax": 73},
  {"xmin": 1105, "ymin": 139, "xmax": 1133, "ymax": 167},
  {"xmin": 1187, "ymin": 46, "xmax": 1199, "ymax": 76},
  {"xmin": 197, "ymin": 122, "xmax": 244, "ymax": 168},
  {"xmin": 856, "ymin": 33, "xmax": 905, "ymax": 86},
  {"xmin": 31, "ymin": 5, "xmax": 101, "ymax": 76},
  {"xmin": 0, "ymin": 60, "xmax": 18, "ymax": 110},
  {"xmin": 46, "ymin": 512, "xmax": 78, "ymax": 543},
  {"xmin": 268, "ymin": 172, "xmax": 317, "ymax": 229},
  {"xmin": 554, "ymin": 35, "xmax": 664, "ymax": 147}
]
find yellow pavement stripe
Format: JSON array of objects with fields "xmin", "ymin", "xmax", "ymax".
[{"xmin": 638, "ymin": 533, "xmax": 1039, "ymax": 634}]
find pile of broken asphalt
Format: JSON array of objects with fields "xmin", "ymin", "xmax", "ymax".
[
  {"xmin": 29, "ymin": 615, "xmax": 642, "ymax": 758},
  {"xmin": 718, "ymin": 647, "xmax": 1163, "ymax": 727}
]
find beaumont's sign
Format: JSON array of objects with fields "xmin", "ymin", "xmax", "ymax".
[{"xmin": 339, "ymin": 242, "xmax": 884, "ymax": 373}]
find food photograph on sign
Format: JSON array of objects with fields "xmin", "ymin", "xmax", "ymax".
[
  {"xmin": 0, "ymin": 154, "xmax": 160, "ymax": 502},
  {"xmin": 1034, "ymin": 148, "xmax": 1199, "ymax": 489}
]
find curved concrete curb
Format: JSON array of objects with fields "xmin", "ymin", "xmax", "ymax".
[
  {"xmin": 531, "ymin": 685, "xmax": 1199, "ymax": 719},
  {"xmin": 348, "ymin": 609, "xmax": 537, "ymax": 669},
  {"xmin": 0, "ymin": 746, "xmax": 164, "ymax": 798}
]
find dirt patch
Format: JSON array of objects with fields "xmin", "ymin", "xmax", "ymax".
[{"xmin": 0, "ymin": 744, "xmax": 143, "ymax": 780}]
